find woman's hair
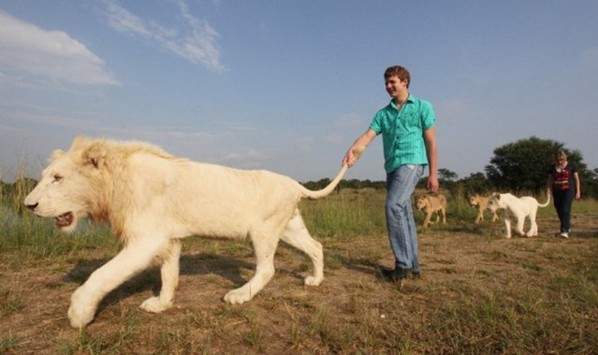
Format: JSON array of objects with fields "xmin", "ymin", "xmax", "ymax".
[
  {"xmin": 554, "ymin": 149, "xmax": 568, "ymax": 161},
  {"xmin": 384, "ymin": 65, "xmax": 411, "ymax": 88}
]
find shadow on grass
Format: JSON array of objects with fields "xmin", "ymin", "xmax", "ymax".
[
  {"xmin": 572, "ymin": 230, "xmax": 598, "ymax": 238},
  {"xmin": 62, "ymin": 253, "xmax": 259, "ymax": 321}
]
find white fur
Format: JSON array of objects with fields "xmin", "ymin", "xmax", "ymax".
[
  {"xmin": 24, "ymin": 137, "xmax": 348, "ymax": 328},
  {"xmin": 486, "ymin": 192, "xmax": 550, "ymax": 238}
]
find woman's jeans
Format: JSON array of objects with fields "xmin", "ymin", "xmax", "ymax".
[
  {"xmin": 385, "ymin": 164, "xmax": 424, "ymax": 272},
  {"xmin": 553, "ymin": 188, "xmax": 575, "ymax": 233}
]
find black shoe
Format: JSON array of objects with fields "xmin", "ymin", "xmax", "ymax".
[
  {"xmin": 381, "ymin": 267, "xmax": 410, "ymax": 281},
  {"xmin": 411, "ymin": 271, "xmax": 421, "ymax": 279}
]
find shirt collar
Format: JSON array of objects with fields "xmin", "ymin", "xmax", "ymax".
[{"xmin": 388, "ymin": 94, "xmax": 414, "ymax": 110}]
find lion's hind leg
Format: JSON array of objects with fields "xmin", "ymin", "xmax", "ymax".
[
  {"xmin": 280, "ymin": 209, "xmax": 324, "ymax": 286},
  {"xmin": 432, "ymin": 211, "xmax": 441, "ymax": 224},
  {"xmin": 223, "ymin": 223, "xmax": 280, "ymax": 304},
  {"xmin": 526, "ymin": 211, "xmax": 539, "ymax": 237},
  {"xmin": 140, "ymin": 239, "xmax": 182, "ymax": 313}
]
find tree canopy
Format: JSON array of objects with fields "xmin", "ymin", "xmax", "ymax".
[{"xmin": 485, "ymin": 136, "xmax": 586, "ymax": 193}]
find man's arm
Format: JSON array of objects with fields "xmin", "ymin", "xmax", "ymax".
[
  {"xmin": 423, "ymin": 126, "xmax": 438, "ymax": 192},
  {"xmin": 574, "ymin": 171, "xmax": 581, "ymax": 199},
  {"xmin": 343, "ymin": 128, "xmax": 377, "ymax": 167}
]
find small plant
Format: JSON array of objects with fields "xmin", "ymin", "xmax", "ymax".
[
  {"xmin": 0, "ymin": 289, "xmax": 24, "ymax": 316},
  {"xmin": 0, "ymin": 334, "xmax": 19, "ymax": 353}
]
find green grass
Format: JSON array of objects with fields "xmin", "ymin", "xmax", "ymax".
[
  {"xmin": 1, "ymin": 176, "xmax": 119, "ymax": 261},
  {"xmin": 300, "ymin": 188, "xmax": 387, "ymax": 238}
]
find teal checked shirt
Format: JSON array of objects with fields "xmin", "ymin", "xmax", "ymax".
[{"xmin": 369, "ymin": 94, "xmax": 436, "ymax": 174}]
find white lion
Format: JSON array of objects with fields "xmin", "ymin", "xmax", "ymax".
[
  {"xmin": 486, "ymin": 192, "xmax": 550, "ymax": 238},
  {"xmin": 24, "ymin": 137, "xmax": 361, "ymax": 328}
]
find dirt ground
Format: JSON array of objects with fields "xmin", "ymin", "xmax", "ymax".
[{"xmin": 1, "ymin": 215, "xmax": 597, "ymax": 354}]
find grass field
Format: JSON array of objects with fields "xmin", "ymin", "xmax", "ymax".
[{"xmin": 1, "ymin": 188, "xmax": 597, "ymax": 354}]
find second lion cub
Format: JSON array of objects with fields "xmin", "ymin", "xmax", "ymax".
[{"xmin": 468, "ymin": 194, "xmax": 499, "ymax": 224}]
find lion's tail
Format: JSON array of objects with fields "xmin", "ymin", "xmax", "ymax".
[
  {"xmin": 300, "ymin": 164, "xmax": 349, "ymax": 200},
  {"xmin": 300, "ymin": 146, "xmax": 365, "ymax": 200},
  {"xmin": 538, "ymin": 194, "xmax": 551, "ymax": 207}
]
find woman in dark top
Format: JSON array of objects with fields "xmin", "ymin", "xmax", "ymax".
[{"xmin": 546, "ymin": 150, "xmax": 581, "ymax": 238}]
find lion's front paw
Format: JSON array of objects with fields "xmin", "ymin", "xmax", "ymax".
[
  {"xmin": 68, "ymin": 290, "xmax": 96, "ymax": 329},
  {"xmin": 223, "ymin": 288, "xmax": 252, "ymax": 304},
  {"xmin": 140, "ymin": 296, "xmax": 173, "ymax": 313},
  {"xmin": 304, "ymin": 275, "xmax": 323, "ymax": 286}
]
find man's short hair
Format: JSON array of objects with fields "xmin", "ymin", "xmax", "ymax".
[{"xmin": 384, "ymin": 65, "xmax": 411, "ymax": 88}]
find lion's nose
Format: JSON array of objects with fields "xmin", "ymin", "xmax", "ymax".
[{"xmin": 25, "ymin": 202, "xmax": 38, "ymax": 211}]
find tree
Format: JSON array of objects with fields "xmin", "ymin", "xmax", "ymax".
[
  {"xmin": 485, "ymin": 136, "xmax": 586, "ymax": 193},
  {"xmin": 580, "ymin": 168, "xmax": 598, "ymax": 198},
  {"xmin": 438, "ymin": 168, "xmax": 458, "ymax": 183},
  {"xmin": 436, "ymin": 168, "xmax": 458, "ymax": 194},
  {"xmin": 459, "ymin": 172, "xmax": 494, "ymax": 195},
  {"xmin": 302, "ymin": 178, "xmax": 331, "ymax": 191}
]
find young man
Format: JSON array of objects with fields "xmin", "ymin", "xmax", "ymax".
[{"xmin": 343, "ymin": 65, "xmax": 438, "ymax": 281}]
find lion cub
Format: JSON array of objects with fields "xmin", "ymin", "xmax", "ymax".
[
  {"xmin": 468, "ymin": 194, "xmax": 499, "ymax": 224},
  {"xmin": 486, "ymin": 192, "xmax": 550, "ymax": 238},
  {"xmin": 414, "ymin": 194, "xmax": 447, "ymax": 228}
]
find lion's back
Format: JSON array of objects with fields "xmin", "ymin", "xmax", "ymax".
[
  {"xmin": 416, "ymin": 194, "xmax": 447, "ymax": 212},
  {"xmin": 125, "ymin": 155, "xmax": 302, "ymax": 237}
]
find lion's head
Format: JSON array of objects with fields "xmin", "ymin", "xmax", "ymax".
[
  {"xmin": 486, "ymin": 193, "xmax": 503, "ymax": 213},
  {"xmin": 24, "ymin": 137, "xmax": 108, "ymax": 232},
  {"xmin": 468, "ymin": 194, "xmax": 480, "ymax": 207},
  {"xmin": 414, "ymin": 195, "xmax": 428, "ymax": 211}
]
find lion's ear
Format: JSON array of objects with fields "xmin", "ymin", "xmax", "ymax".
[
  {"xmin": 70, "ymin": 136, "xmax": 93, "ymax": 150},
  {"xmin": 50, "ymin": 149, "xmax": 65, "ymax": 162},
  {"xmin": 82, "ymin": 142, "xmax": 107, "ymax": 169}
]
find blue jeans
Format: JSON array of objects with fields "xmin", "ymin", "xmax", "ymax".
[
  {"xmin": 553, "ymin": 188, "xmax": 575, "ymax": 233},
  {"xmin": 385, "ymin": 164, "xmax": 424, "ymax": 272}
]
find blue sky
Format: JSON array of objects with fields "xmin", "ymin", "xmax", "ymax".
[{"xmin": 1, "ymin": 0, "xmax": 597, "ymax": 183}]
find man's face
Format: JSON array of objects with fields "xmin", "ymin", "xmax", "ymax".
[{"xmin": 385, "ymin": 75, "xmax": 408, "ymax": 99}]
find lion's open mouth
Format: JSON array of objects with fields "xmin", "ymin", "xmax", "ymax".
[{"xmin": 55, "ymin": 212, "xmax": 74, "ymax": 228}]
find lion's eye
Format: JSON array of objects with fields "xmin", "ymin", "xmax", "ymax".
[{"xmin": 53, "ymin": 175, "xmax": 63, "ymax": 183}]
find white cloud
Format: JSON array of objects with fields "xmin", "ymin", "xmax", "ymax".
[
  {"xmin": 0, "ymin": 11, "xmax": 119, "ymax": 86},
  {"xmin": 105, "ymin": 3, "xmax": 151, "ymax": 37},
  {"xmin": 105, "ymin": 1, "xmax": 225, "ymax": 73}
]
